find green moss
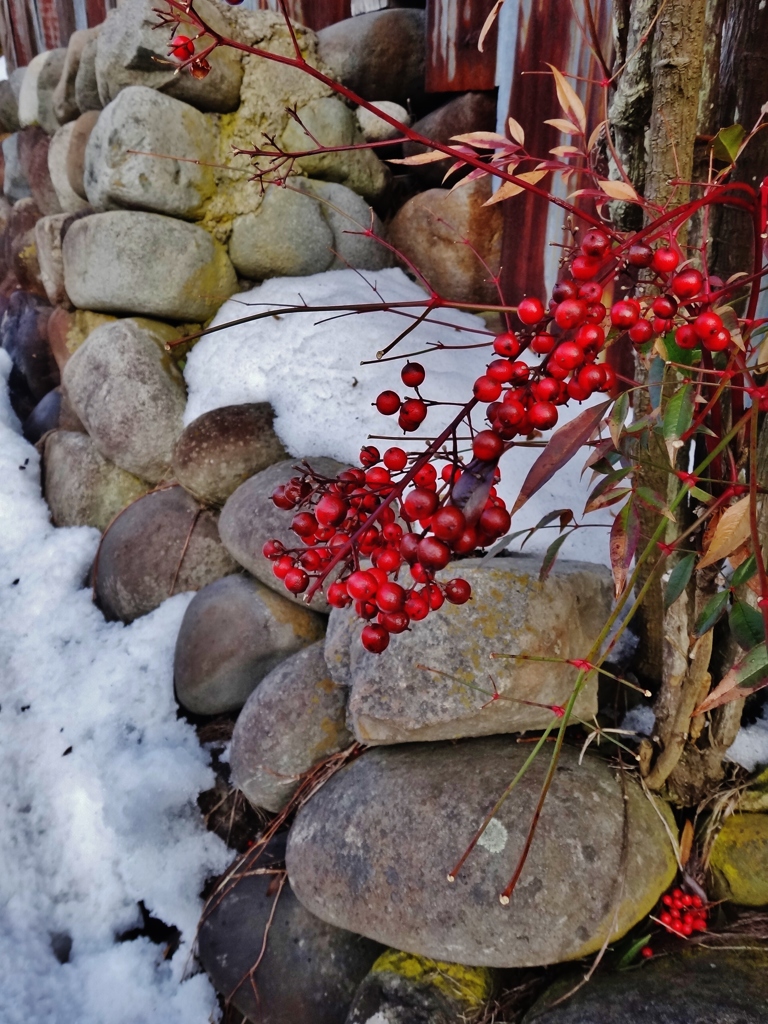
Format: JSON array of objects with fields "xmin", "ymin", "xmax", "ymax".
[
  {"xmin": 710, "ymin": 813, "xmax": 768, "ymax": 905},
  {"xmin": 371, "ymin": 949, "xmax": 493, "ymax": 1009}
]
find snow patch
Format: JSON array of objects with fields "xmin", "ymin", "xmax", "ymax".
[
  {"xmin": 727, "ymin": 709, "xmax": 768, "ymax": 773},
  {"xmin": 622, "ymin": 705, "xmax": 656, "ymax": 737},
  {"xmin": 0, "ymin": 348, "xmax": 229, "ymax": 1023},
  {"xmin": 185, "ymin": 269, "xmax": 611, "ymax": 563}
]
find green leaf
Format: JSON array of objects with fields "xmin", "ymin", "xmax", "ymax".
[
  {"xmin": 663, "ymin": 384, "xmax": 694, "ymax": 442},
  {"xmin": 732, "ymin": 555, "xmax": 758, "ymax": 587},
  {"xmin": 694, "ymin": 590, "xmax": 730, "ymax": 636},
  {"xmin": 737, "ymin": 642, "xmax": 768, "ymax": 689},
  {"xmin": 689, "ymin": 486, "xmax": 712, "ymax": 503},
  {"xmin": 618, "ymin": 933, "xmax": 653, "ymax": 969},
  {"xmin": 609, "ymin": 392, "xmax": 629, "ymax": 447},
  {"xmin": 648, "ymin": 356, "xmax": 665, "ymax": 412},
  {"xmin": 661, "ymin": 330, "xmax": 697, "ymax": 367},
  {"xmin": 713, "ymin": 123, "xmax": 746, "ymax": 163},
  {"xmin": 665, "ymin": 552, "xmax": 696, "ymax": 609},
  {"xmin": 539, "ymin": 533, "xmax": 570, "ymax": 582},
  {"xmin": 730, "ymin": 602, "xmax": 766, "ymax": 651}
]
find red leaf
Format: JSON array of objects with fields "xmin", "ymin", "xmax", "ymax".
[
  {"xmin": 609, "ymin": 499, "xmax": 640, "ymax": 598},
  {"xmin": 511, "ymin": 401, "xmax": 610, "ymax": 516}
]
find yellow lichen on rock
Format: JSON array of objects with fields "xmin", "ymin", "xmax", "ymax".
[
  {"xmin": 710, "ymin": 812, "xmax": 768, "ymax": 905},
  {"xmin": 370, "ymin": 949, "xmax": 494, "ymax": 1009}
]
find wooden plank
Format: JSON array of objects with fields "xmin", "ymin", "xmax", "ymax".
[
  {"xmin": 497, "ymin": 0, "xmax": 613, "ymax": 301},
  {"xmin": 425, "ymin": 0, "xmax": 497, "ymax": 93}
]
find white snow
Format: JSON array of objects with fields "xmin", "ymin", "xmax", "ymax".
[
  {"xmin": 0, "ymin": 348, "xmax": 229, "ymax": 1024},
  {"xmin": 185, "ymin": 268, "xmax": 611, "ymax": 564},
  {"xmin": 727, "ymin": 707, "xmax": 768, "ymax": 772},
  {"xmin": 621, "ymin": 704, "xmax": 656, "ymax": 737}
]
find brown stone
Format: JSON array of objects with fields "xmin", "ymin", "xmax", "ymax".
[
  {"xmin": 47, "ymin": 306, "xmax": 116, "ymax": 371},
  {"xmin": 388, "ymin": 177, "xmax": 503, "ymax": 305},
  {"xmin": 66, "ymin": 110, "xmax": 99, "ymax": 200},
  {"xmin": 402, "ymin": 92, "xmax": 498, "ymax": 188},
  {"xmin": 17, "ymin": 127, "xmax": 62, "ymax": 215}
]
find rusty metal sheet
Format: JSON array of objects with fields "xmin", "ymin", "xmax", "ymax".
[
  {"xmin": 497, "ymin": 0, "xmax": 613, "ymax": 302},
  {"xmin": 38, "ymin": 0, "xmax": 62, "ymax": 47},
  {"xmin": 426, "ymin": 0, "xmax": 498, "ymax": 93},
  {"xmin": 257, "ymin": 0, "xmax": 351, "ymax": 30}
]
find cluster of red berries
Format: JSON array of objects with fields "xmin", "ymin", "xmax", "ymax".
[
  {"xmin": 658, "ymin": 887, "xmax": 709, "ymax": 937},
  {"xmin": 168, "ymin": 35, "xmax": 212, "ymax": 78}
]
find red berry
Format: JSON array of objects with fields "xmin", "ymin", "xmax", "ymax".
[
  {"xmin": 554, "ymin": 298, "xmax": 587, "ymax": 330},
  {"xmin": 670, "ymin": 269, "xmax": 703, "ymax": 299},
  {"xmin": 346, "ymin": 570, "xmax": 378, "ymax": 601},
  {"xmin": 417, "ymin": 536, "xmax": 451, "ymax": 570},
  {"xmin": 453, "ymin": 526, "xmax": 478, "ymax": 554},
  {"xmin": 493, "ymin": 331, "xmax": 521, "ymax": 357},
  {"xmin": 528, "ymin": 402, "xmax": 559, "ymax": 430},
  {"xmin": 567, "ymin": 379, "xmax": 590, "ymax": 402},
  {"xmin": 693, "ymin": 311, "xmax": 723, "ymax": 339},
  {"xmin": 383, "ymin": 446, "xmax": 407, "ymax": 471},
  {"xmin": 376, "ymin": 581, "xmax": 406, "ymax": 613},
  {"xmin": 473, "ymin": 429, "xmax": 504, "ymax": 461},
  {"xmin": 571, "ymin": 254, "xmax": 599, "ymax": 280},
  {"xmin": 575, "ymin": 324, "xmax": 605, "ymax": 349},
  {"xmin": 403, "ymin": 487, "xmax": 439, "ymax": 521},
  {"xmin": 581, "ymin": 229, "xmax": 611, "ymax": 259},
  {"xmin": 473, "ymin": 375, "xmax": 502, "ymax": 402},
  {"xmin": 652, "ymin": 247, "xmax": 680, "ymax": 273},
  {"xmin": 271, "ymin": 485, "xmax": 295, "ymax": 510},
  {"xmin": 578, "ymin": 365, "xmax": 605, "ymax": 392},
  {"xmin": 610, "ymin": 300, "xmax": 640, "ymax": 329},
  {"xmin": 585, "ymin": 302, "xmax": 607, "ymax": 324},
  {"xmin": 675, "ymin": 324, "xmax": 698, "ymax": 349},
  {"xmin": 703, "ymin": 328, "xmax": 731, "ymax": 352},
  {"xmin": 401, "ymin": 361, "xmax": 425, "ymax": 387},
  {"xmin": 578, "ymin": 281, "xmax": 603, "ymax": 303},
  {"xmin": 552, "ymin": 280, "xmax": 578, "ymax": 303},
  {"xmin": 599, "ymin": 365, "xmax": 617, "ymax": 392},
  {"xmin": 640, "ymin": 946, "xmax": 654, "ymax": 959},
  {"xmin": 284, "ymin": 567, "xmax": 309, "ymax": 593},
  {"xmin": 376, "ymin": 390, "xmax": 401, "ymax": 415},
  {"xmin": 553, "ymin": 341, "xmax": 584, "ymax": 370},
  {"xmin": 379, "ymin": 610, "xmax": 410, "ymax": 634},
  {"xmin": 629, "ymin": 319, "xmax": 654, "ymax": 345},
  {"xmin": 478, "ymin": 504, "xmax": 512, "ymax": 537},
  {"xmin": 361, "ymin": 623, "xmax": 390, "ymax": 653},
  {"xmin": 373, "ymin": 547, "xmax": 402, "ymax": 573},
  {"xmin": 628, "ymin": 243, "xmax": 654, "ymax": 268},
  {"xmin": 431, "ymin": 506, "xmax": 466, "ymax": 543},
  {"xmin": 422, "ymin": 582, "xmax": 445, "ymax": 610},
  {"xmin": 170, "ymin": 34, "xmax": 195, "ymax": 59},
  {"xmin": 291, "ymin": 512, "xmax": 317, "ymax": 537},
  {"xmin": 531, "ymin": 332, "xmax": 555, "ymax": 354},
  {"xmin": 327, "ymin": 580, "xmax": 351, "ymax": 608},
  {"xmin": 652, "ymin": 295, "xmax": 678, "ymax": 318},
  {"xmin": 315, "ymin": 493, "xmax": 348, "ymax": 527},
  {"xmin": 404, "ymin": 590, "xmax": 429, "ymax": 620},
  {"xmin": 262, "ymin": 538, "xmax": 284, "ymax": 560},
  {"xmin": 444, "ymin": 578, "xmax": 472, "ymax": 604},
  {"xmin": 272, "ymin": 555, "xmax": 295, "ymax": 580},
  {"xmin": 486, "ymin": 358, "xmax": 515, "ymax": 383},
  {"xmin": 660, "ymin": 912, "xmax": 673, "ymax": 927},
  {"xmin": 534, "ymin": 377, "xmax": 560, "ymax": 402},
  {"xmin": 517, "ymin": 297, "xmax": 545, "ymax": 325}
]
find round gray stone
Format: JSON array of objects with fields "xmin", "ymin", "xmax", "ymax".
[
  {"xmin": 62, "ymin": 318, "xmax": 186, "ymax": 484},
  {"xmin": 94, "ymin": 485, "xmax": 237, "ymax": 623},
  {"xmin": 173, "ymin": 402, "xmax": 287, "ymax": 507},
  {"xmin": 174, "ymin": 574, "xmax": 325, "ymax": 716},
  {"xmin": 304, "ymin": 179, "xmax": 393, "ymax": 271},
  {"xmin": 286, "ymin": 740, "xmax": 678, "ymax": 968},
  {"xmin": 231, "ymin": 641, "xmax": 351, "ymax": 812},
  {"xmin": 74, "ymin": 33, "xmax": 102, "ymax": 114}
]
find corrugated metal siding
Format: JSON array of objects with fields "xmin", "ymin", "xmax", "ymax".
[
  {"xmin": 256, "ymin": 0, "xmax": 351, "ymax": 29},
  {"xmin": 426, "ymin": 0, "xmax": 497, "ymax": 93},
  {"xmin": 0, "ymin": 0, "xmax": 115, "ymax": 68}
]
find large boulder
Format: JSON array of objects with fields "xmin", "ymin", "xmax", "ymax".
[
  {"xmin": 388, "ymin": 177, "xmax": 503, "ymax": 305},
  {"xmin": 47, "ymin": 124, "xmax": 90, "ymax": 213},
  {"xmin": 43, "ymin": 430, "xmax": 149, "ymax": 531},
  {"xmin": 35, "ymin": 212, "xmax": 82, "ymax": 306},
  {"xmin": 18, "ymin": 49, "xmax": 67, "ymax": 134},
  {"xmin": 174, "ymin": 575, "xmax": 325, "ymax": 716},
  {"xmin": 62, "ymin": 319, "xmax": 186, "ymax": 483},
  {"xmin": 53, "ymin": 28, "xmax": 100, "ymax": 125},
  {"xmin": 74, "ymin": 32, "xmax": 102, "ymax": 113},
  {"xmin": 304, "ymin": 179, "xmax": 392, "ymax": 271},
  {"xmin": 281, "ymin": 98, "xmax": 389, "ymax": 202},
  {"xmin": 709, "ymin": 812, "xmax": 768, "ymax": 905},
  {"xmin": 286, "ymin": 740, "xmax": 678, "ymax": 967},
  {"xmin": 172, "ymin": 403, "xmax": 286, "ymax": 507},
  {"xmin": 62, "ymin": 211, "xmax": 237, "ymax": 320},
  {"xmin": 403, "ymin": 91, "xmax": 498, "ymax": 188},
  {"xmin": 218, "ymin": 457, "xmax": 348, "ymax": 614},
  {"xmin": 47, "ymin": 306, "xmax": 116, "ymax": 372},
  {"xmin": 317, "ymin": 10, "xmax": 426, "ymax": 104},
  {"xmin": 94, "ymin": 485, "xmax": 237, "ymax": 623},
  {"xmin": 95, "ymin": 0, "xmax": 243, "ymax": 113},
  {"xmin": 337, "ymin": 557, "xmax": 610, "ymax": 745},
  {"xmin": 198, "ymin": 839, "xmax": 381, "ymax": 1024},
  {"xmin": 523, "ymin": 947, "xmax": 768, "ymax": 1023},
  {"xmin": 84, "ymin": 87, "xmax": 216, "ymax": 219},
  {"xmin": 66, "ymin": 111, "xmax": 100, "ymax": 200},
  {"xmin": 230, "ymin": 641, "xmax": 350, "ymax": 812},
  {"xmin": 346, "ymin": 949, "xmax": 494, "ymax": 1024}
]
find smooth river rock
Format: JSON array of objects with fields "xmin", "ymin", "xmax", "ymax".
[
  {"xmin": 173, "ymin": 403, "xmax": 286, "ymax": 507},
  {"xmin": 231, "ymin": 641, "xmax": 350, "ymax": 812},
  {"xmin": 94, "ymin": 485, "xmax": 237, "ymax": 622},
  {"xmin": 286, "ymin": 740, "xmax": 678, "ymax": 968},
  {"xmin": 174, "ymin": 575, "xmax": 325, "ymax": 716},
  {"xmin": 339, "ymin": 556, "xmax": 611, "ymax": 745},
  {"xmin": 62, "ymin": 319, "xmax": 186, "ymax": 483},
  {"xmin": 218, "ymin": 456, "xmax": 347, "ymax": 614},
  {"xmin": 198, "ymin": 838, "xmax": 381, "ymax": 1024}
]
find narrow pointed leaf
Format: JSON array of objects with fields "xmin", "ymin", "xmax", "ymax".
[
  {"xmin": 539, "ymin": 533, "xmax": 570, "ymax": 581},
  {"xmin": 712, "ymin": 123, "xmax": 746, "ymax": 163},
  {"xmin": 664, "ymin": 552, "xmax": 696, "ymax": 609},
  {"xmin": 512, "ymin": 401, "xmax": 610, "ymax": 516},
  {"xmin": 693, "ymin": 642, "xmax": 768, "ymax": 716},
  {"xmin": 618, "ymin": 934, "xmax": 653, "ymax": 969},
  {"xmin": 693, "ymin": 590, "xmax": 730, "ymax": 636},
  {"xmin": 609, "ymin": 392, "xmax": 629, "ymax": 448},
  {"xmin": 484, "ymin": 169, "xmax": 548, "ymax": 206},
  {"xmin": 546, "ymin": 64, "xmax": 587, "ymax": 132},
  {"xmin": 663, "ymin": 384, "xmax": 694, "ymax": 442},
  {"xmin": 609, "ymin": 499, "xmax": 640, "ymax": 598},
  {"xmin": 698, "ymin": 496, "xmax": 753, "ymax": 569},
  {"xmin": 729, "ymin": 601, "xmax": 765, "ymax": 650},
  {"xmin": 648, "ymin": 356, "xmax": 665, "ymax": 412},
  {"xmin": 732, "ymin": 554, "xmax": 758, "ymax": 587},
  {"xmin": 598, "ymin": 179, "xmax": 639, "ymax": 202},
  {"xmin": 478, "ymin": 0, "xmax": 504, "ymax": 51},
  {"xmin": 507, "ymin": 116, "xmax": 525, "ymax": 146}
]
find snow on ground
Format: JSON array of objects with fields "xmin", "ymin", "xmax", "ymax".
[
  {"xmin": 727, "ymin": 708, "xmax": 768, "ymax": 772},
  {"xmin": 0, "ymin": 347, "xmax": 229, "ymax": 1023},
  {"xmin": 185, "ymin": 268, "xmax": 611, "ymax": 565}
]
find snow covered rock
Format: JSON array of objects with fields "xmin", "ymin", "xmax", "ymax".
[
  {"xmin": 52, "ymin": 27, "xmax": 100, "ymax": 125},
  {"xmin": 172, "ymin": 403, "xmax": 286, "ymax": 508},
  {"xmin": 62, "ymin": 211, "xmax": 237, "ymax": 320},
  {"xmin": 317, "ymin": 9, "xmax": 426, "ymax": 104},
  {"xmin": 43, "ymin": 430, "xmax": 149, "ymax": 531},
  {"xmin": 94, "ymin": 485, "xmax": 237, "ymax": 623},
  {"xmin": 339, "ymin": 557, "xmax": 609, "ymax": 745},
  {"xmin": 281, "ymin": 97, "xmax": 390, "ymax": 201},
  {"xmin": 389, "ymin": 176, "xmax": 503, "ymax": 305},
  {"xmin": 286, "ymin": 740, "xmax": 678, "ymax": 967},
  {"xmin": 18, "ymin": 49, "xmax": 67, "ymax": 135},
  {"xmin": 84, "ymin": 87, "xmax": 216, "ymax": 220},
  {"xmin": 198, "ymin": 838, "xmax": 381, "ymax": 1024},
  {"xmin": 174, "ymin": 574, "xmax": 325, "ymax": 716},
  {"xmin": 62, "ymin": 319, "xmax": 186, "ymax": 483},
  {"xmin": 47, "ymin": 123, "xmax": 90, "ymax": 213},
  {"xmin": 230, "ymin": 641, "xmax": 350, "ymax": 812},
  {"xmin": 219, "ymin": 457, "xmax": 348, "ymax": 613},
  {"xmin": 95, "ymin": 0, "xmax": 242, "ymax": 113}
]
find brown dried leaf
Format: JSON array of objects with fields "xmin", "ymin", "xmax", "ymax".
[
  {"xmin": 389, "ymin": 149, "xmax": 450, "ymax": 166},
  {"xmin": 679, "ymin": 819, "xmax": 694, "ymax": 867},
  {"xmin": 507, "ymin": 117, "xmax": 525, "ymax": 146},
  {"xmin": 544, "ymin": 117, "xmax": 582, "ymax": 135},
  {"xmin": 484, "ymin": 169, "xmax": 548, "ymax": 206},
  {"xmin": 547, "ymin": 64, "xmax": 587, "ymax": 132},
  {"xmin": 478, "ymin": 0, "xmax": 504, "ymax": 51},
  {"xmin": 598, "ymin": 179, "xmax": 639, "ymax": 202},
  {"xmin": 698, "ymin": 496, "xmax": 753, "ymax": 569}
]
